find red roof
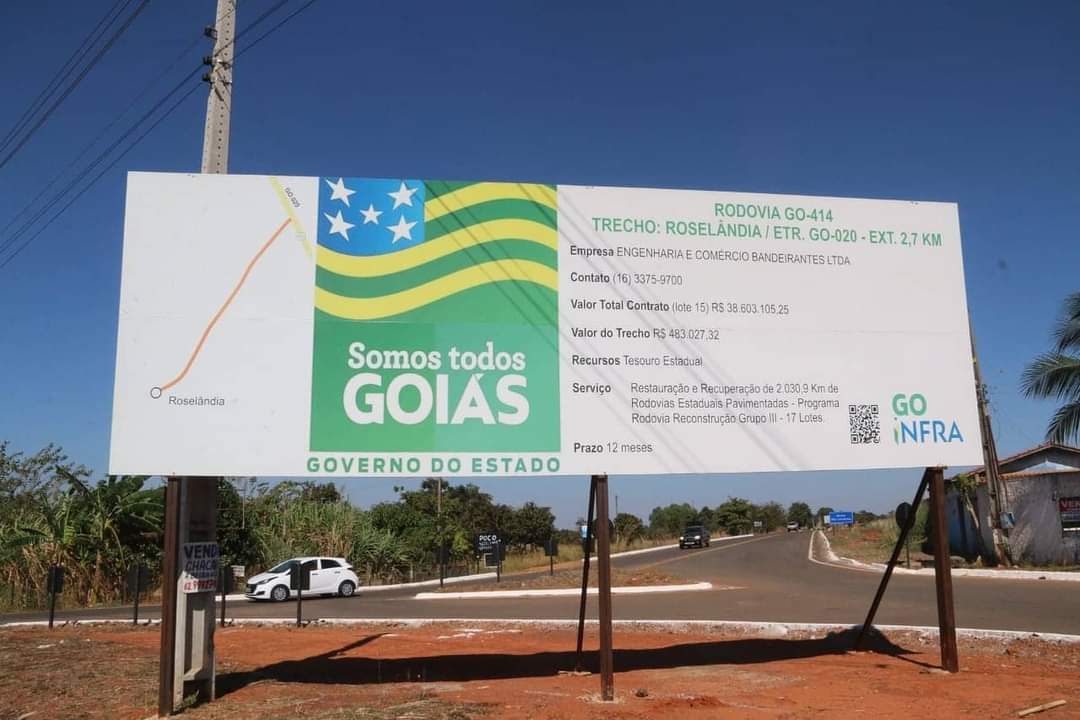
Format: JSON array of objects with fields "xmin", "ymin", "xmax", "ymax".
[{"xmin": 948, "ymin": 442, "xmax": 1080, "ymax": 482}]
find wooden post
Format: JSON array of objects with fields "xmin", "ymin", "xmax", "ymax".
[
  {"xmin": 574, "ymin": 476, "xmax": 597, "ymax": 671},
  {"xmin": 594, "ymin": 474, "xmax": 615, "ymax": 701},
  {"xmin": 855, "ymin": 467, "xmax": 930, "ymax": 649},
  {"xmin": 929, "ymin": 467, "xmax": 960, "ymax": 672},
  {"xmin": 158, "ymin": 477, "xmax": 181, "ymax": 716}
]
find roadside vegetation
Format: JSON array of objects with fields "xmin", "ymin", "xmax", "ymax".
[
  {"xmin": 823, "ymin": 515, "xmax": 928, "ymax": 565},
  {"xmin": 1, "ymin": 440, "xmax": 869, "ymax": 611},
  {"xmin": 1022, "ymin": 290, "xmax": 1080, "ymax": 444}
]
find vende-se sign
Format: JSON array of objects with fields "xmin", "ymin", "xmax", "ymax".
[
  {"xmin": 1061, "ymin": 497, "xmax": 1080, "ymax": 532},
  {"xmin": 180, "ymin": 542, "xmax": 219, "ymax": 594},
  {"xmin": 110, "ymin": 173, "xmax": 982, "ymax": 477}
]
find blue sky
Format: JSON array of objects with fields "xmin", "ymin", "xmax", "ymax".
[{"xmin": 0, "ymin": 1, "xmax": 1077, "ymax": 526}]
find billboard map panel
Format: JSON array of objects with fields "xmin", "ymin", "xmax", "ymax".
[{"xmin": 109, "ymin": 172, "xmax": 982, "ymax": 477}]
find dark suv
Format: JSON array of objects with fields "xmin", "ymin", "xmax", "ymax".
[{"xmin": 679, "ymin": 524, "xmax": 710, "ymax": 549}]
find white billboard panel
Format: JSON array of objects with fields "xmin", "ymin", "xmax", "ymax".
[{"xmin": 109, "ymin": 172, "xmax": 982, "ymax": 477}]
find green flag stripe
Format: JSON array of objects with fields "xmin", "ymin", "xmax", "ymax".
[
  {"xmin": 316, "ymin": 282, "xmax": 558, "ymax": 326},
  {"xmin": 425, "ymin": 198, "xmax": 556, "ymax": 240},
  {"xmin": 424, "ymin": 180, "xmax": 556, "ymax": 200},
  {"xmin": 316, "ymin": 239, "xmax": 558, "ymax": 299}
]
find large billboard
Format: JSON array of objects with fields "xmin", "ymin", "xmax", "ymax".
[{"xmin": 110, "ymin": 172, "xmax": 982, "ymax": 477}]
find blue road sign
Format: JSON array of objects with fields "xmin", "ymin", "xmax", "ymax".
[{"xmin": 829, "ymin": 511, "xmax": 855, "ymax": 525}]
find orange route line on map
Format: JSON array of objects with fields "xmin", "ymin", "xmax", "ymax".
[{"xmin": 155, "ymin": 217, "xmax": 292, "ymax": 395}]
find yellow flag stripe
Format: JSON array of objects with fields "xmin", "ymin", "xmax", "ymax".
[
  {"xmin": 424, "ymin": 183, "xmax": 557, "ymax": 222},
  {"xmin": 316, "ymin": 218, "xmax": 557, "ymax": 278},
  {"xmin": 315, "ymin": 260, "xmax": 558, "ymax": 320}
]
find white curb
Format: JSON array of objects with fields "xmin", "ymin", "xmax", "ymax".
[
  {"xmin": 6, "ymin": 616, "xmax": 1078, "ymax": 644},
  {"xmin": 811, "ymin": 530, "xmax": 1080, "ymax": 582},
  {"xmin": 226, "ymin": 571, "xmax": 501, "ymax": 601},
  {"xmin": 414, "ymin": 581, "xmax": 714, "ymax": 600}
]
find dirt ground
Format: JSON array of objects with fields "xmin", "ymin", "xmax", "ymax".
[{"xmin": 2, "ymin": 622, "xmax": 1080, "ymax": 720}]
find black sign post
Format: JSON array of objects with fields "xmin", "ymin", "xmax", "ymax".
[
  {"xmin": 126, "ymin": 564, "xmax": 148, "ymax": 625},
  {"xmin": 46, "ymin": 566, "xmax": 64, "ymax": 630},
  {"xmin": 895, "ymin": 501, "xmax": 913, "ymax": 568},
  {"xmin": 439, "ymin": 546, "xmax": 444, "ymax": 589},
  {"xmin": 289, "ymin": 561, "xmax": 311, "ymax": 628},
  {"xmin": 544, "ymin": 538, "xmax": 559, "ymax": 576},
  {"xmin": 477, "ymin": 533, "xmax": 502, "ymax": 581},
  {"xmin": 219, "ymin": 567, "xmax": 235, "ymax": 628}
]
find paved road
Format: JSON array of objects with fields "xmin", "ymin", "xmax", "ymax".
[{"xmin": 5, "ymin": 532, "xmax": 1079, "ymax": 634}]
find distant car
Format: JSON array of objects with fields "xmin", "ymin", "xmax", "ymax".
[
  {"xmin": 679, "ymin": 525, "xmax": 710, "ymax": 549},
  {"xmin": 245, "ymin": 557, "xmax": 359, "ymax": 602},
  {"xmin": 786, "ymin": 522, "xmax": 800, "ymax": 532}
]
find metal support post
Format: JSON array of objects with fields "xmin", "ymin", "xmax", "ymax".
[
  {"xmin": 296, "ymin": 581, "xmax": 303, "ymax": 628},
  {"xmin": 929, "ymin": 467, "xmax": 960, "ymax": 672},
  {"xmin": 158, "ymin": 478, "xmax": 181, "ymax": 716},
  {"xmin": 855, "ymin": 468, "xmax": 930, "ymax": 649},
  {"xmin": 594, "ymin": 474, "xmax": 615, "ymax": 701},
  {"xmin": 574, "ymin": 476, "xmax": 597, "ymax": 671}
]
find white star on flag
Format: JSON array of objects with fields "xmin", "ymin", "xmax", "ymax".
[
  {"xmin": 388, "ymin": 181, "xmax": 418, "ymax": 209},
  {"xmin": 388, "ymin": 215, "xmax": 417, "ymax": 243},
  {"xmin": 324, "ymin": 210, "xmax": 355, "ymax": 241},
  {"xmin": 359, "ymin": 203, "xmax": 382, "ymax": 225},
  {"xmin": 325, "ymin": 177, "xmax": 356, "ymax": 206}
]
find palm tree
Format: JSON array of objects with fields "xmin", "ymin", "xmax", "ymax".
[{"xmin": 1022, "ymin": 292, "xmax": 1080, "ymax": 444}]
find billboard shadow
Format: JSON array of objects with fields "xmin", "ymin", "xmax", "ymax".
[{"xmin": 216, "ymin": 626, "xmax": 930, "ymax": 697}]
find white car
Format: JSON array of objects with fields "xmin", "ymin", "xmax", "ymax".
[{"xmin": 244, "ymin": 557, "xmax": 359, "ymax": 602}]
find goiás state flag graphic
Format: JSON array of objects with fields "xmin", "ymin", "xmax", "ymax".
[{"xmin": 310, "ymin": 177, "xmax": 560, "ymax": 454}]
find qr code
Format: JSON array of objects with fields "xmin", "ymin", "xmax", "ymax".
[{"xmin": 849, "ymin": 404, "xmax": 880, "ymax": 444}]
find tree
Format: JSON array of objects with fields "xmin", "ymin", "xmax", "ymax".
[
  {"xmin": 614, "ymin": 512, "xmax": 644, "ymax": 543},
  {"xmin": 754, "ymin": 501, "xmax": 786, "ymax": 532},
  {"xmin": 715, "ymin": 497, "xmax": 754, "ymax": 535},
  {"xmin": 816, "ymin": 506, "xmax": 835, "ymax": 525},
  {"xmin": 854, "ymin": 510, "xmax": 879, "ymax": 524},
  {"xmin": 787, "ymin": 502, "xmax": 813, "ymax": 528},
  {"xmin": 217, "ymin": 479, "xmax": 260, "ymax": 568},
  {"xmin": 299, "ymin": 482, "xmax": 342, "ymax": 504},
  {"xmin": 696, "ymin": 506, "xmax": 718, "ymax": 533},
  {"xmin": 1022, "ymin": 291, "xmax": 1080, "ymax": 443},
  {"xmin": 648, "ymin": 503, "xmax": 698, "ymax": 537},
  {"xmin": 508, "ymin": 502, "xmax": 555, "ymax": 549}
]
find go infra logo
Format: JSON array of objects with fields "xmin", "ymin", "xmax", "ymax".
[{"xmin": 891, "ymin": 392, "xmax": 964, "ymax": 445}]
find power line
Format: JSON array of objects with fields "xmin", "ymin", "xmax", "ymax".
[
  {"xmin": 0, "ymin": 0, "xmax": 296, "ymax": 243},
  {"xmin": 0, "ymin": 0, "xmax": 131, "ymax": 154},
  {"xmin": 235, "ymin": 0, "xmax": 320, "ymax": 56},
  {"xmin": 220, "ymin": 0, "xmax": 293, "ymax": 55},
  {"xmin": 0, "ymin": 66, "xmax": 202, "ymax": 261},
  {"xmin": 0, "ymin": 84, "xmax": 204, "ymax": 271},
  {"xmin": 0, "ymin": 0, "xmax": 151, "ymax": 171},
  {"xmin": 1, "ymin": 33, "xmax": 206, "ymax": 239},
  {"xmin": 0, "ymin": 0, "xmax": 277, "ymax": 258},
  {"xmin": 0, "ymin": 0, "xmax": 322, "ymax": 271}
]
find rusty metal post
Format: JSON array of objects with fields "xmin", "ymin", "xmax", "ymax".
[
  {"xmin": 594, "ymin": 474, "xmax": 615, "ymax": 701},
  {"xmin": 574, "ymin": 476, "xmax": 597, "ymax": 671},
  {"xmin": 158, "ymin": 478, "xmax": 181, "ymax": 716},
  {"xmin": 929, "ymin": 467, "xmax": 960, "ymax": 672},
  {"xmin": 855, "ymin": 467, "xmax": 930, "ymax": 649}
]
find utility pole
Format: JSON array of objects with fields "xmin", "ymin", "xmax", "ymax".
[
  {"xmin": 159, "ymin": 1, "xmax": 236, "ymax": 715},
  {"xmin": 201, "ymin": 0, "xmax": 235, "ymax": 174},
  {"xmin": 971, "ymin": 324, "xmax": 1012, "ymax": 566}
]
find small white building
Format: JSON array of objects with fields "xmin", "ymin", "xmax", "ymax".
[{"xmin": 946, "ymin": 443, "xmax": 1080, "ymax": 566}]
